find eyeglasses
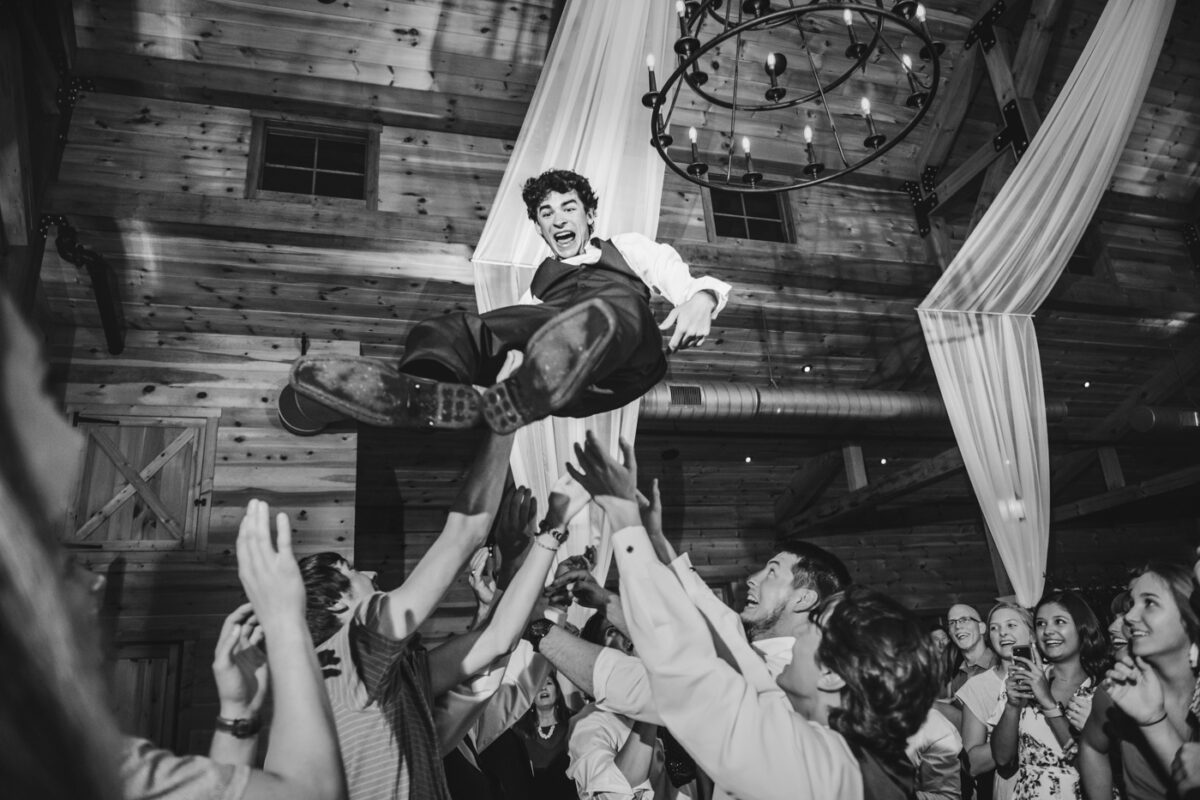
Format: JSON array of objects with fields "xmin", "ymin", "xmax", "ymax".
[{"xmin": 948, "ymin": 617, "xmax": 981, "ymax": 628}]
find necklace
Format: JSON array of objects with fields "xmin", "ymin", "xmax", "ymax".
[{"xmin": 537, "ymin": 723, "xmax": 557, "ymax": 740}]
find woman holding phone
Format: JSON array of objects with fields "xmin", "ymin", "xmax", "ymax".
[
  {"xmin": 958, "ymin": 601, "xmax": 1037, "ymax": 800},
  {"xmin": 991, "ymin": 590, "xmax": 1107, "ymax": 799}
]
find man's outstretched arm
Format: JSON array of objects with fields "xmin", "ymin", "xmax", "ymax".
[{"xmin": 374, "ymin": 432, "xmax": 514, "ymax": 641}]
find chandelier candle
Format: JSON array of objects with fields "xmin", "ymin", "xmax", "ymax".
[
  {"xmin": 642, "ymin": 53, "xmax": 658, "ymax": 108},
  {"xmin": 843, "ymin": 9, "xmax": 869, "ymax": 60},
  {"xmin": 802, "ymin": 125, "xmax": 824, "ymax": 176},
  {"xmin": 915, "ymin": 4, "xmax": 945, "ymax": 60},
  {"xmin": 862, "ymin": 97, "xmax": 886, "ymax": 149}
]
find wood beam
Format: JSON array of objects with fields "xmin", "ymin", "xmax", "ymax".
[
  {"xmin": 915, "ymin": 41, "xmax": 984, "ymax": 174},
  {"xmin": 1051, "ymin": 463, "xmax": 1200, "ymax": 523},
  {"xmin": 843, "ymin": 445, "xmax": 868, "ymax": 491},
  {"xmin": 1049, "ymin": 448, "xmax": 1097, "ymax": 496},
  {"xmin": 1086, "ymin": 335, "xmax": 1200, "ymax": 442},
  {"xmin": 784, "ymin": 447, "xmax": 965, "ymax": 533},
  {"xmin": 773, "ymin": 451, "xmax": 843, "ymax": 523},
  {"xmin": 1097, "ymin": 447, "xmax": 1125, "ymax": 491},
  {"xmin": 75, "ymin": 50, "xmax": 527, "ymax": 141}
]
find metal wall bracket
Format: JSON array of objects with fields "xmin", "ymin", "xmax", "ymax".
[
  {"xmin": 39, "ymin": 214, "xmax": 126, "ymax": 355},
  {"xmin": 1184, "ymin": 223, "xmax": 1200, "ymax": 269},
  {"xmin": 964, "ymin": 0, "xmax": 1006, "ymax": 52},
  {"xmin": 903, "ymin": 172, "xmax": 939, "ymax": 238},
  {"xmin": 54, "ymin": 57, "xmax": 93, "ymax": 145},
  {"xmin": 993, "ymin": 100, "xmax": 1029, "ymax": 159}
]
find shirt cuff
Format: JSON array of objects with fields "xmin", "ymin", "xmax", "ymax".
[{"xmin": 683, "ymin": 276, "xmax": 731, "ymax": 317}]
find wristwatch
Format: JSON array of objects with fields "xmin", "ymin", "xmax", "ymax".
[
  {"xmin": 214, "ymin": 715, "xmax": 263, "ymax": 738},
  {"xmin": 523, "ymin": 618, "xmax": 555, "ymax": 653}
]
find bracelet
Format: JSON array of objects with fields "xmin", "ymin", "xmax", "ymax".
[
  {"xmin": 523, "ymin": 618, "xmax": 554, "ymax": 653},
  {"xmin": 1137, "ymin": 711, "xmax": 1168, "ymax": 727},
  {"xmin": 214, "ymin": 715, "xmax": 262, "ymax": 738},
  {"xmin": 1040, "ymin": 704, "xmax": 1064, "ymax": 718},
  {"xmin": 533, "ymin": 535, "xmax": 561, "ymax": 553},
  {"xmin": 538, "ymin": 523, "xmax": 568, "ymax": 544}
]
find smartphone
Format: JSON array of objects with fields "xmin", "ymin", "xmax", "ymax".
[{"xmin": 1011, "ymin": 644, "xmax": 1032, "ymax": 661}]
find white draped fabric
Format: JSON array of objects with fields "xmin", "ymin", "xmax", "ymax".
[
  {"xmin": 471, "ymin": 0, "xmax": 673, "ymax": 590},
  {"xmin": 917, "ymin": 0, "xmax": 1174, "ymax": 605}
]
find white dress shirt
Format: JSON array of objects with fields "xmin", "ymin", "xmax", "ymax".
[
  {"xmin": 612, "ymin": 524, "xmax": 865, "ymax": 800},
  {"xmin": 567, "ymin": 703, "xmax": 655, "ymax": 800},
  {"xmin": 905, "ymin": 708, "xmax": 963, "ymax": 800}
]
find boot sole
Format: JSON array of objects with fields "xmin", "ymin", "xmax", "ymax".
[
  {"xmin": 290, "ymin": 356, "xmax": 481, "ymax": 429},
  {"xmin": 481, "ymin": 299, "xmax": 616, "ymax": 434}
]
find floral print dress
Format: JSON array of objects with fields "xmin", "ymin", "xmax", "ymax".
[{"xmin": 1012, "ymin": 678, "xmax": 1094, "ymax": 800}]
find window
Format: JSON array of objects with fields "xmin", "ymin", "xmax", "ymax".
[
  {"xmin": 704, "ymin": 185, "xmax": 793, "ymax": 243},
  {"xmin": 63, "ymin": 407, "xmax": 219, "ymax": 558},
  {"xmin": 247, "ymin": 116, "xmax": 380, "ymax": 208}
]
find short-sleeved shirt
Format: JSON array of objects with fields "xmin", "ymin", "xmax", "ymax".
[
  {"xmin": 119, "ymin": 736, "xmax": 250, "ymax": 800},
  {"xmin": 320, "ymin": 592, "xmax": 445, "ymax": 800}
]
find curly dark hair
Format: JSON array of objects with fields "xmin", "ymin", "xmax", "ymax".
[
  {"xmin": 521, "ymin": 169, "xmax": 599, "ymax": 221},
  {"xmin": 298, "ymin": 551, "xmax": 352, "ymax": 646},
  {"xmin": 1035, "ymin": 589, "xmax": 1108, "ymax": 683},
  {"xmin": 815, "ymin": 587, "xmax": 940, "ymax": 763}
]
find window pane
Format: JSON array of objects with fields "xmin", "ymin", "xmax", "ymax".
[
  {"xmin": 743, "ymin": 193, "xmax": 781, "ymax": 219},
  {"xmin": 261, "ymin": 165, "xmax": 314, "ymax": 194},
  {"xmin": 709, "ymin": 188, "xmax": 744, "ymax": 215},
  {"xmin": 747, "ymin": 218, "xmax": 788, "ymax": 242},
  {"xmin": 713, "ymin": 214, "xmax": 747, "ymax": 239},
  {"xmin": 264, "ymin": 133, "xmax": 316, "ymax": 168},
  {"xmin": 316, "ymin": 139, "xmax": 366, "ymax": 173},
  {"xmin": 315, "ymin": 171, "xmax": 366, "ymax": 200}
]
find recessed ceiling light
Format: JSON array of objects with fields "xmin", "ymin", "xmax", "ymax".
[
  {"xmin": 802, "ymin": 364, "xmax": 813, "ymax": 374},
  {"xmin": 1082, "ymin": 380, "xmax": 1090, "ymax": 388},
  {"xmin": 880, "ymin": 458, "xmax": 887, "ymax": 465}
]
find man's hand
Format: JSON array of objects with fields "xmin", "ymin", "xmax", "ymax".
[
  {"xmin": 567, "ymin": 432, "xmax": 641, "ymax": 529},
  {"xmin": 660, "ymin": 291, "xmax": 716, "ymax": 352},
  {"xmin": 466, "ymin": 547, "xmax": 498, "ymax": 609},
  {"xmin": 491, "ymin": 485, "xmax": 536, "ymax": 589},
  {"xmin": 547, "ymin": 567, "xmax": 612, "ymax": 610},
  {"xmin": 235, "ymin": 499, "xmax": 306, "ymax": 631},
  {"xmin": 212, "ymin": 602, "xmax": 269, "ymax": 719},
  {"xmin": 544, "ymin": 555, "xmax": 591, "ymax": 608}
]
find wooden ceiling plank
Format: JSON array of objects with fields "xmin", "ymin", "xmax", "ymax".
[
  {"xmin": 75, "ymin": 50, "xmax": 527, "ymax": 141},
  {"xmin": 772, "ymin": 450, "xmax": 843, "ymax": 523},
  {"xmin": 915, "ymin": 39, "xmax": 984, "ymax": 174},
  {"xmin": 1049, "ymin": 447, "xmax": 1097, "ymax": 497},
  {"xmin": 784, "ymin": 447, "xmax": 965, "ymax": 533},
  {"xmin": 1051, "ymin": 462, "xmax": 1200, "ymax": 523}
]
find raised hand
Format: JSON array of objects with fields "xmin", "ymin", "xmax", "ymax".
[
  {"xmin": 491, "ymin": 485, "xmax": 537, "ymax": 589},
  {"xmin": 1104, "ymin": 654, "xmax": 1166, "ymax": 725},
  {"xmin": 213, "ymin": 602, "xmax": 269, "ymax": 718},
  {"xmin": 1066, "ymin": 693, "xmax": 1093, "ymax": 730},
  {"xmin": 547, "ymin": 566, "xmax": 612, "ymax": 610},
  {"xmin": 1004, "ymin": 662, "xmax": 1036, "ymax": 708},
  {"xmin": 235, "ymin": 499, "xmax": 305, "ymax": 631},
  {"xmin": 1172, "ymin": 742, "xmax": 1200, "ymax": 795},
  {"xmin": 544, "ymin": 555, "xmax": 591, "ymax": 608},
  {"xmin": 466, "ymin": 547, "xmax": 497, "ymax": 609}
]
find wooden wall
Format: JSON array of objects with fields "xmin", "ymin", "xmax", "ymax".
[{"xmin": 50, "ymin": 326, "xmax": 357, "ymax": 751}]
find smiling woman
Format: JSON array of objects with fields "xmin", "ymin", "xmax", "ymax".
[{"xmin": 1079, "ymin": 563, "xmax": 1200, "ymax": 800}]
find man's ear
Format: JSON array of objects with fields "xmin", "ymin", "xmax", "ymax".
[
  {"xmin": 817, "ymin": 667, "xmax": 845, "ymax": 693},
  {"xmin": 790, "ymin": 588, "xmax": 819, "ymax": 615},
  {"xmin": 586, "ymin": 209, "xmax": 596, "ymax": 233},
  {"xmin": 977, "ymin": 620, "xmax": 987, "ymax": 636}
]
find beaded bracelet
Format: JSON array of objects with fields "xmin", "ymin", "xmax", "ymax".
[{"xmin": 533, "ymin": 535, "xmax": 561, "ymax": 553}]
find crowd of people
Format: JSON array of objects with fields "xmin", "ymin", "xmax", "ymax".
[{"xmin": 3, "ymin": 165, "xmax": 1199, "ymax": 800}]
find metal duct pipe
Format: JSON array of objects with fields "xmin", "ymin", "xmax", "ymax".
[
  {"xmin": 639, "ymin": 382, "xmax": 1070, "ymax": 422},
  {"xmin": 1129, "ymin": 405, "xmax": 1200, "ymax": 433}
]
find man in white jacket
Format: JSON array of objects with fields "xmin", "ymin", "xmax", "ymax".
[{"xmin": 565, "ymin": 432, "xmax": 943, "ymax": 800}]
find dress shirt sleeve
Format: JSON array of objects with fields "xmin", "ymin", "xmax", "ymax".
[
  {"xmin": 669, "ymin": 553, "xmax": 777, "ymax": 693},
  {"xmin": 613, "ymin": 524, "xmax": 863, "ymax": 800},
  {"xmin": 906, "ymin": 710, "xmax": 963, "ymax": 800},
  {"xmin": 567, "ymin": 705, "xmax": 654, "ymax": 800},
  {"xmin": 592, "ymin": 647, "xmax": 664, "ymax": 725},
  {"xmin": 610, "ymin": 232, "xmax": 730, "ymax": 316}
]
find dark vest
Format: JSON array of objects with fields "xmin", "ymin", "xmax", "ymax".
[
  {"xmin": 529, "ymin": 238, "xmax": 650, "ymax": 307},
  {"xmin": 854, "ymin": 745, "xmax": 917, "ymax": 800}
]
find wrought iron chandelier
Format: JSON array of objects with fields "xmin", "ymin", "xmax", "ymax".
[{"xmin": 643, "ymin": 0, "xmax": 944, "ymax": 193}]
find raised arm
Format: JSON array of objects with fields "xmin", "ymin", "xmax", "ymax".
[
  {"xmin": 374, "ymin": 432, "xmax": 514, "ymax": 641},
  {"xmin": 959, "ymin": 704, "xmax": 996, "ymax": 777},
  {"xmin": 426, "ymin": 485, "xmax": 565, "ymax": 697},
  {"xmin": 567, "ymin": 432, "xmax": 861, "ymax": 800},
  {"xmin": 1078, "ymin": 690, "xmax": 1114, "ymax": 800},
  {"xmin": 209, "ymin": 603, "xmax": 269, "ymax": 767},
  {"xmin": 236, "ymin": 500, "xmax": 345, "ymax": 800}
]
